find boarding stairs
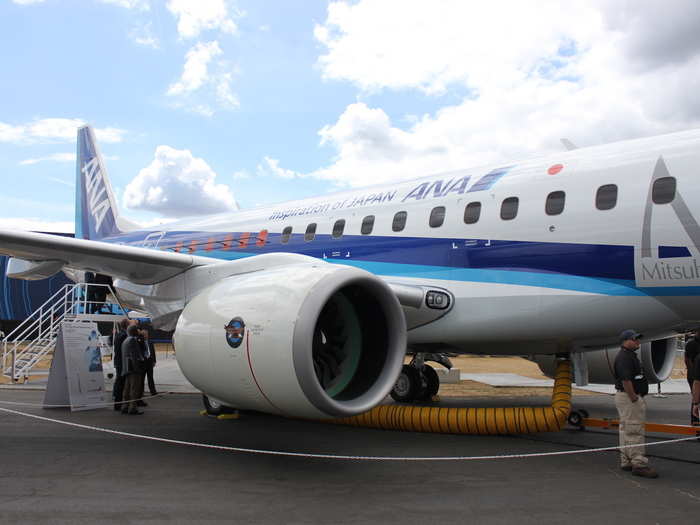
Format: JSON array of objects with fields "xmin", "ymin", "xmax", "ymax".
[{"xmin": 1, "ymin": 283, "xmax": 128, "ymax": 382}]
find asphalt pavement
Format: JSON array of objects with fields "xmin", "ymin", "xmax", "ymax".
[{"xmin": 0, "ymin": 389, "xmax": 699, "ymax": 524}]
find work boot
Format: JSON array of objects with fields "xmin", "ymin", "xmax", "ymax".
[
  {"xmin": 620, "ymin": 464, "xmax": 632, "ymax": 472},
  {"xmin": 631, "ymin": 466, "xmax": 659, "ymax": 478},
  {"xmin": 136, "ymin": 400, "xmax": 148, "ymax": 407}
]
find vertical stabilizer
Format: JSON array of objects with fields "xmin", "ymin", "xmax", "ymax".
[{"xmin": 75, "ymin": 126, "xmax": 125, "ymax": 240}]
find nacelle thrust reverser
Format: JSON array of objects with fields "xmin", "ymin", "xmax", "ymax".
[{"xmin": 174, "ymin": 262, "xmax": 407, "ymax": 419}]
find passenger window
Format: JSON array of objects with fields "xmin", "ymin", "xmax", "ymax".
[
  {"xmin": 545, "ymin": 191, "xmax": 565, "ymax": 216},
  {"xmin": 652, "ymin": 177, "xmax": 676, "ymax": 204},
  {"xmin": 332, "ymin": 219, "xmax": 345, "ymax": 239},
  {"xmin": 281, "ymin": 226, "xmax": 292, "ymax": 244},
  {"xmin": 392, "ymin": 211, "xmax": 407, "ymax": 232},
  {"xmin": 500, "ymin": 197, "xmax": 519, "ymax": 220},
  {"xmin": 463, "ymin": 202, "xmax": 481, "ymax": 224},
  {"xmin": 596, "ymin": 184, "xmax": 617, "ymax": 210},
  {"xmin": 429, "ymin": 206, "xmax": 446, "ymax": 228},
  {"xmin": 304, "ymin": 223, "xmax": 316, "ymax": 242},
  {"xmin": 361, "ymin": 215, "xmax": 375, "ymax": 235}
]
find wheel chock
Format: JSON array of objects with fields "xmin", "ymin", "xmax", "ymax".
[{"xmin": 217, "ymin": 413, "xmax": 240, "ymax": 420}]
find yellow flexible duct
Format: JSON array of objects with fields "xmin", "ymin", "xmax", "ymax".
[{"xmin": 330, "ymin": 359, "xmax": 572, "ymax": 435}]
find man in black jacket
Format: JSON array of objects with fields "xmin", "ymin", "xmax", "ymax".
[
  {"xmin": 614, "ymin": 329, "xmax": 657, "ymax": 478},
  {"xmin": 121, "ymin": 324, "xmax": 147, "ymax": 415},
  {"xmin": 139, "ymin": 323, "xmax": 158, "ymax": 397},
  {"xmin": 112, "ymin": 318, "xmax": 131, "ymax": 411}
]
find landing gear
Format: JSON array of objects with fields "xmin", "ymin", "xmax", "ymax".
[
  {"xmin": 390, "ymin": 353, "xmax": 450, "ymax": 403},
  {"xmin": 416, "ymin": 364, "xmax": 440, "ymax": 401},
  {"xmin": 391, "ymin": 365, "xmax": 422, "ymax": 402},
  {"xmin": 202, "ymin": 394, "xmax": 236, "ymax": 416}
]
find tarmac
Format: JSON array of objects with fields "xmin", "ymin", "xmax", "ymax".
[{"xmin": 1, "ymin": 358, "xmax": 699, "ymax": 524}]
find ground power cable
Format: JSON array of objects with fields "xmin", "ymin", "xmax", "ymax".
[{"xmin": 0, "ymin": 405, "xmax": 697, "ymax": 462}]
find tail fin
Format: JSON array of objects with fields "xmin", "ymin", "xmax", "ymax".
[{"xmin": 75, "ymin": 125, "xmax": 132, "ymax": 240}]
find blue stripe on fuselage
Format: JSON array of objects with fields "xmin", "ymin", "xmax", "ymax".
[{"xmin": 101, "ymin": 230, "xmax": 700, "ymax": 297}]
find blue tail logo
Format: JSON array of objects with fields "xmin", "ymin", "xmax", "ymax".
[{"xmin": 76, "ymin": 126, "xmax": 121, "ymax": 240}]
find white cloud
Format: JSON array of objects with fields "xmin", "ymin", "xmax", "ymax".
[
  {"xmin": 129, "ymin": 22, "xmax": 159, "ymax": 48},
  {"xmin": 166, "ymin": 0, "xmax": 239, "ymax": 39},
  {"xmin": 99, "ymin": 0, "xmax": 150, "ymax": 9},
  {"xmin": 19, "ymin": 153, "xmax": 75, "ymax": 166},
  {"xmin": 0, "ymin": 218, "xmax": 74, "ymax": 233},
  {"xmin": 300, "ymin": 0, "xmax": 700, "ymax": 187},
  {"xmin": 166, "ymin": 41, "xmax": 239, "ymax": 115},
  {"xmin": 123, "ymin": 145, "xmax": 238, "ymax": 217},
  {"xmin": 257, "ymin": 157, "xmax": 301, "ymax": 179},
  {"xmin": 167, "ymin": 41, "xmax": 222, "ymax": 94},
  {"xmin": 11, "ymin": 0, "xmax": 46, "ymax": 5},
  {"xmin": 0, "ymin": 119, "xmax": 126, "ymax": 144}
]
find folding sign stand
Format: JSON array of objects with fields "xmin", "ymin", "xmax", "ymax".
[{"xmin": 44, "ymin": 322, "xmax": 107, "ymax": 411}]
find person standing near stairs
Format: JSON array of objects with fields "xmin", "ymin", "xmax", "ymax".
[
  {"xmin": 121, "ymin": 324, "xmax": 147, "ymax": 415},
  {"xmin": 112, "ymin": 318, "xmax": 130, "ymax": 411}
]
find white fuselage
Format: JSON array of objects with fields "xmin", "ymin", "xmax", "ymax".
[{"xmin": 106, "ymin": 129, "xmax": 700, "ymax": 354}]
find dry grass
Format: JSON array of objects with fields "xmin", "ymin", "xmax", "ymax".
[{"xmin": 1, "ymin": 345, "xmax": 690, "ymax": 398}]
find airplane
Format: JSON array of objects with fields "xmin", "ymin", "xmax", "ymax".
[{"xmin": 1, "ymin": 125, "xmax": 698, "ymax": 419}]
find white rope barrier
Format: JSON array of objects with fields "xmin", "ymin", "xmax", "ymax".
[{"xmin": 0, "ymin": 405, "xmax": 696, "ymax": 462}]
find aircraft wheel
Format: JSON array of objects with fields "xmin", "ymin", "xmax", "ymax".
[
  {"xmin": 390, "ymin": 365, "xmax": 421, "ymax": 402},
  {"xmin": 416, "ymin": 365, "xmax": 440, "ymax": 401},
  {"xmin": 567, "ymin": 410, "xmax": 584, "ymax": 428},
  {"xmin": 203, "ymin": 394, "xmax": 234, "ymax": 416}
]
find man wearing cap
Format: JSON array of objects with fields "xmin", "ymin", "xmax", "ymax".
[{"xmin": 613, "ymin": 329, "xmax": 658, "ymax": 478}]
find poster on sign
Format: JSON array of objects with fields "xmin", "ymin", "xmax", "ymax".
[{"xmin": 44, "ymin": 322, "xmax": 107, "ymax": 411}]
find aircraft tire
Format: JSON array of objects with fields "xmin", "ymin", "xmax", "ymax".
[
  {"xmin": 416, "ymin": 365, "xmax": 440, "ymax": 401},
  {"xmin": 202, "ymin": 394, "xmax": 234, "ymax": 416},
  {"xmin": 390, "ymin": 365, "xmax": 421, "ymax": 402}
]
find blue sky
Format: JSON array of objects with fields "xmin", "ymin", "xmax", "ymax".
[{"xmin": 2, "ymin": 0, "xmax": 700, "ymax": 232}]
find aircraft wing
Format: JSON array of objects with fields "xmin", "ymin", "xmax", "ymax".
[{"xmin": 0, "ymin": 229, "xmax": 216, "ymax": 285}]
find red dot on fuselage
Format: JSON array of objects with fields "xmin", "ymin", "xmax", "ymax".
[{"xmin": 548, "ymin": 164, "xmax": 563, "ymax": 175}]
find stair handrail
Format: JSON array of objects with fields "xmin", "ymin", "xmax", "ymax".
[
  {"xmin": 3, "ymin": 282, "xmax": 128, "ymax": 380},
  {"xmin": 2, "ymin": 285, "xmax": 78, "ymax": 378}
]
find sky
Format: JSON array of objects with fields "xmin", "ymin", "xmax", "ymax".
[{"xmin": 2, "ymin": 0, "xmax": 700, "ymax": 233}]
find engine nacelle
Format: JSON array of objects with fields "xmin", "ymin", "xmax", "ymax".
[
  {"xmin": 174, "ymin": 262, "xmax": 407, "ymax": 419},
  {"xmin": 534, "ymin": 338, "xmax": 678, "ymax": 385}
]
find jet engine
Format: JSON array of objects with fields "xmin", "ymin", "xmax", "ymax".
[
  {"xmin": 534, "ymin": 338, "xmax": 678, "ymax": 385},
  {"xmin": 174, "ymin": 262, "xmax": 407, "ymax": 419}
]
